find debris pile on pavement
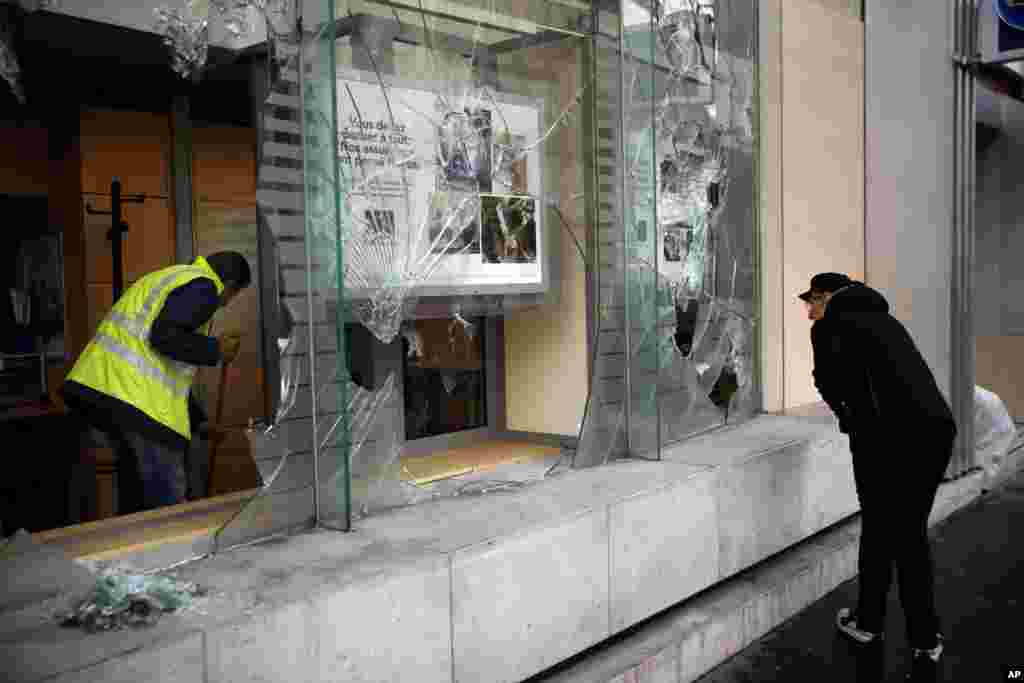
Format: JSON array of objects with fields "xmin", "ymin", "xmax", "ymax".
[
  {"xmin": 3, "ymin": 530, "xmax": 204, "ymax": 632},
  {"xmin": 56, "ymin": 567, "xmax": 205, "ymax": 632}
]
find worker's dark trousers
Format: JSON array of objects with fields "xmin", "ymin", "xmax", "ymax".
[
  {"xmin": 112, "ymin": 430, "xmax": 186, "ymax": 513},
  {"xmin": 850, "ymin": 423, "xmax": 955, "ymax": 650},
  {"xmin": 91, "ymin": 428, "xmax": 186, "ymax": 514}
]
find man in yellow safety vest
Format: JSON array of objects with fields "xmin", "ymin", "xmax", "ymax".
[{"xmin": 61, "ymin": 252, "xmax": 251, "ymax": 514}]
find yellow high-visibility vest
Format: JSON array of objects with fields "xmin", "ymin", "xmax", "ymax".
[{"xmin": 67, "ymin": 257, "xmax": 225, "ymax": 440}]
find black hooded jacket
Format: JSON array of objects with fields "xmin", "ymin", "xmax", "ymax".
[{"xmin": 811, "ymin": 282, "xmax": 956, "ymax": 437}]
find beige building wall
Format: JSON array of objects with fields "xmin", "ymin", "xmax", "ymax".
[
  {"xmin": 760, "ymin": 0, "xmax": 865, "ymax": 411},
  {"xmin": 864, "ymin": 0, "xmax": 956, "ymax": 405}
]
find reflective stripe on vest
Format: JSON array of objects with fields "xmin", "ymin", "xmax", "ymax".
[
  {"xmin": 93, "ymin": 332, "xmax": 191, "ymax": 398},
  {"xmin": 98, "ymin": 267, "xmax": 209, "ymax": 396},
  {"xmin": 68, "ymin": 260, "xmax": 223, "ymax": 440},
  {"xmin": 104, "ymin": 267, "xmax": 208, "ymax": 340}
]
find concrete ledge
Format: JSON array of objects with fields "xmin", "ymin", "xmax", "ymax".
[
  {"xmin": 530, "ymin": 469, "xmax": 986, "ymax": 683},
  {"xmin": 0, "ymin": 415, "xmax": 921, "ymax": 683}
]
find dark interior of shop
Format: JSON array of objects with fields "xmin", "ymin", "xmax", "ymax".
[{"xmin": 0, "ymin": 10, "xmax": 265, "ymax": 537}]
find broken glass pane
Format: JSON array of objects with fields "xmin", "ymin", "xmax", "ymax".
[
  {"xmin": 574, "ymin": 0, "xmax": 758, "ymax": 463},
  {"xmin": 328, "ymin": 0, "xmax": 596, "ymax": 503},
  {"xmin": 154, "ymin": 1, "xmax": 212, "ymax": 81},
  {"xmin": 213, "ymin": 0, "xmax": 760, "ymax": 533},
  {"xmin": 651, "ymin": 0, "xmax": 759, "ymax": 448},
  {"xmin": 0, "ymin": 24, "xmax": 24, "ymax": 104},
  {"xmin": 622, "ymin": 2, "xmax": 662, "ymax": 459},
  {"xmin": 155, "ymin": 0, "xmax": 296, "ymax": 81},
  {"xmin": 213, "ymin": 16, "xmax": 360, "ymax": 548}
]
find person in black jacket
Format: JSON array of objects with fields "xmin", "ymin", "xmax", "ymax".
[
  {"xmin": 802, "ymin": 272, "xmax": 956, "ymax": 681},
  {"xmin": 62, "ymin": 252, "xmax": 250, "ymax": 514}
]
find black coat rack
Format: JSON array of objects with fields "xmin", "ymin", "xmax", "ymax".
[{"xmin": 85, "ymin": 178, "xmax": 146, "ymax": 301}]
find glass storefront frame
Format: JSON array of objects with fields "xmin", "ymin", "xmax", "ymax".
[{"xmin": 177, "ymin": 0, "xmax": 763, "ymax": 551}]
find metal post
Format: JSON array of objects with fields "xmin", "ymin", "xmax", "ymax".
[
  {"xmin": 949, "ymin": 0, "xmax": 977, "ymax": 477},
  {"xmin": 966, "ymin": 0, "xmax": 977, "ymax": 469},
  {"xmin": 297, "ymin": 7, "xmax": 323, "ymax": 528},
  {"xmin": 963, "ymin": 0, "xmax": 978, "ymax": 473},
  {"xmin": 85, "ymin": 180, "xmax": 141, "ymax": 303},
  {"xmin": 111, "ymin": 178, "xmax": 124, "ymax": 301},
  {"xmin": 171, "ymin": 96, "xmax": 195, "ymax": 263},
  {"xmin": 619, "ymin": 1, "xmax": 633, "ymax": 458},
  {"xmin": 650, "ymin": 10, "xmax": 662, "ymax": 461},
  {"xmin": 950, "ymin": 0, "xmax": 964, "ymax": 475}
]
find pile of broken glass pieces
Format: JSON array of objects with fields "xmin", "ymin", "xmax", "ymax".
[{"xmin": 57, "ymin": 567, "xmax": 204, "ymax": 633}]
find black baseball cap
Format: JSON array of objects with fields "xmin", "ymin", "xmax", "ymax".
[{"xmin": 798, "ymin": 272, "xmax": 853, "ymax": 302}]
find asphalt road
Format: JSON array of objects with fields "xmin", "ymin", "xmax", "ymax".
[{"xmin": 694, "ymin": 467, "xmax": 1024, "ymax": 683}]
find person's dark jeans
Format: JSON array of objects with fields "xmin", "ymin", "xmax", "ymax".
[
  {"xmin": 66, "ymin": 396, "xmax": 188, "ymax": 513},
  {"xmin": 850, "ymin": 422, "xmax": 955, "ymax": 650},
  {"xmin": 75, "ymin": 419, "xmax": 186, "ymax": 514},
  {"xmin": 111, "ymin": 431, "xmax": 186, "ymax": 512}
]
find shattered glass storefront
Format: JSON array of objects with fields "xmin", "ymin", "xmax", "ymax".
[{"xmin": 147, "ymin": 0, "xmax": 758, "ymax": 547}]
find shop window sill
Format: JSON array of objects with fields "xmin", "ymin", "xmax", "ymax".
[{"xmin": 32, "ymin": 489, "xmax": 259, "ymax": 561}]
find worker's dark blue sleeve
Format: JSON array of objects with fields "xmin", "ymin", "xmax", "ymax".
[
  {"xmin": 149, "ymin": 279, "xmax": 223, "ymax": 366},
  {"xmin": 188, "ymin": 390, "xmax": 208, "ymax": 429}
]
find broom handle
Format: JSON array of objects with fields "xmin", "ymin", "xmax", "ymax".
[
  {"xmin": 215, "ymin": 359, "xmax": 230, "ymax": 427},
  {"xmin": 208, "ymin": 359, "xmax": 231, "ymax": 498}
]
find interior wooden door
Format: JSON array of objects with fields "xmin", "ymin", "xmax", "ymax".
[{"xmin": 79, "ymin": 109, "xmax": 177, "ymax": 335}]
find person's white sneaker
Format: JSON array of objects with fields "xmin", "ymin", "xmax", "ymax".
[
  {"xmin": 906, "ymin": 633, "xmax": 944, "ymax": 681},
  {"xmin": 912, "ymin": 633, "xmax": 944, "ymax": 662},
  {"xmin": 836, "ymin": 607, "xmax": 881, "ymax": 644}
]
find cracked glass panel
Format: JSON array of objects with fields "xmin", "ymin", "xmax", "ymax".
[
  {"xmin": 154, "ymin": 1, "xmax": 211, "ymax": 81},
  {"xmin": 573, "ymin": 11, "xmax": 629, "ymax": 469},
  {"xmin": 649, "ymin": 0, "xmax": 758, "ymax": 451},
  {"xmin": 579, "ymin": 0, "xmax": 758, "ymax": 465},
  {"xmin": 212, "ymin": 29, "xmax": 310, "ymax": 551},
  {"xmin": 622, "ymin": 1, "xmax": 661, "ymax": 459},
  {"xmin": 323, "ymin": 0, "xmax": 595, "ymax": 517},
  {"xmin": 657, "ymin": 0, "xmax": 759, "ymax": 435},
  {"xmin": 155, "ymin": 0, "xmax": 298, "ymax": 81},
  {"xmin": 208, "ymin": 0, "xmax": 757, "ymax": 532},
  {"xmin": 0, "ymin": 16, "xmax": 24, "ymax": 104},
  {"xmin": 214, "ymin": 0, "xmax": 357, "ymax": 548}
]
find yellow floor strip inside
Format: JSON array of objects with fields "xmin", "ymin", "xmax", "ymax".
[{"xmin": 400, "ymin": 440, "xmax": 560, "ymax": 485}]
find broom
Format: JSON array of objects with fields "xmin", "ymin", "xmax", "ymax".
[{"xmin": 206, "ymin": 346, "xmax": 234, "ymax": 498}]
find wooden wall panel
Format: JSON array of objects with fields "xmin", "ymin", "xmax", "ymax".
[
  {"xmin": 190, "ymin": 126, "xmax": 262, "ymax": 427},
  {"xmin": 86, "ymin": 283, "xmax": 113, "ymax": 337},
  {"xmin": 193, "ymin": 281, "xmax": 267, "ymax": 428},
  {"xmin": 192, "ymin": 126, "xmax": 257, "ymax": 204},
  {"xmin": 79, "ymin": 109, "xmax": 178, "ymax": 362},
  {"xmin": 123, "ymin": 200, "xmax": 176, "ymax": 283},
  {"xmin": 191, "ymin": 199, "xmax": 266, "ymax": 428},
  {"xmin": 80, "ymin": 109, "xmax": 172, "ymax": 198},
  {"xmin": 207, "ymin": 428, "xmax": 263, "ymax": 496},
  {"xmin": 82, "ymin": 196, "xmax": 175, "ymax": 286}
]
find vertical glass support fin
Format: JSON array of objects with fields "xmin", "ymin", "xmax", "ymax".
[
  {"xmin": 303, "ymin": 0, "xmax": 352, "ymax": 530},
  {"xmin": 623, "ymin": 1, "xmax": 661, "ymax": 459},
  {"xmin": 576, "ymin": 4, "xmax": 631, "ymax": 468}
]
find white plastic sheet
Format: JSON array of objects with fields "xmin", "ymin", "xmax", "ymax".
[{"xmin": 975, "ymin": 385, "xmax": 1018, "ymax": 489}]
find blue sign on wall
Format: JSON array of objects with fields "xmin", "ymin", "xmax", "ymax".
[
  {"xmin": 997, "ymin": 0, "xmax": 1024, "ymax": 51},
  {"xmin": 996, "ymin": 0, "xmax": 1024, "ymax": 30}
]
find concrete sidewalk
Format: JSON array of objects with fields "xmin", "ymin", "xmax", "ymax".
[{"xmin": 694, "ymin": 467, "xmax": 1024, "ymax": 683}]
